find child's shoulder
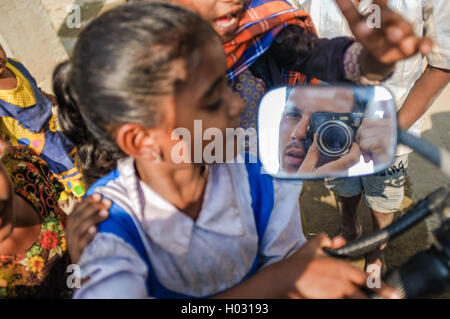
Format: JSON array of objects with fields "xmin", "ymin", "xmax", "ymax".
[
  {"xmin": 86, "ymin": 169, "xmax": 121, "ymax": 195},
  {"xmin": 85, "ymin": 169, "xmax": 143, "ymax": 245}
]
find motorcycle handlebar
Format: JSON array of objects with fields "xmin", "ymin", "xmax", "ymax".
[
  {"xmin": 324, "ymin": 186, "xmax": 450, "ymax": 259},
  {"xmin": 370, "ymin": 248, "xmax": 450, "ymax": 299}
]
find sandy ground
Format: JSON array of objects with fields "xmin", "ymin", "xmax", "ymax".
[{"xmin": 300, "ymin": 86, "xmax": 450, "ymax": 298}]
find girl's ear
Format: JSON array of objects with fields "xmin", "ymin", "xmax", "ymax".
[{"xmin": 115, "ymin": 124, "xmax": 163, "ymax": 161}]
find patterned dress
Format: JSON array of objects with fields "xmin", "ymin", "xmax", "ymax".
[{"xmin": 0, "ymin": 146, "xmax": 71, "ymax": 298}]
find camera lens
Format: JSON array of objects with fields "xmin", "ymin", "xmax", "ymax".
[{"xmin": 317, "ymin": 121, "xmax": 353, "ymax": 157}]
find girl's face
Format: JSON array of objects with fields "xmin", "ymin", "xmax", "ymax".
[
  {"xmin": 176, "ymin": 0, "xmax": 249, "ymax": 42},
  {"xmin": 160, "ymin": 38, "xmax": 245, "ymax": 164}
]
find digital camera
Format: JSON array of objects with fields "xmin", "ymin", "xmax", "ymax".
[{"xmin": 306, "ymin": 112, "xmax": 366, "ymax": 158}]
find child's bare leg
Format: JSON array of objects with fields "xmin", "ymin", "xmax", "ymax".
[{"xmin": 365, "ymin": 210, "xmax": 395, "ymax": 273}]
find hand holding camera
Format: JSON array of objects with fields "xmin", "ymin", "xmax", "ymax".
[
  {"xmin": 356, "ymin": 117, "xmax": 395, "ymax": 166},
  {"xmin": 299, "ymin": 110, "xmax": 393, "ymax": 174},
  {"xmin": 299, "ymin": 133, "xmax": 361, "ymax": 175}
]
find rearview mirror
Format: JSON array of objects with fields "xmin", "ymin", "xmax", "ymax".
[{"xmin": 258, "ymin": 85, "xmax": 397, "ymax": 179}]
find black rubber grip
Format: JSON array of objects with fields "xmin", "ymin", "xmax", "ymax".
[
  {"xmin": 398, "ymin": 129, "xmax": 441, "ymax": 168},
  {"xmin": 325, "ymin": 186, "xmax": 450, "ymax": 259},
  {"xmin": 370, "ymin": 248, "xmax": 450, "ymax": 299}
]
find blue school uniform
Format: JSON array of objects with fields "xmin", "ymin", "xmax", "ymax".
[{"xmin": 74, "ymin": 157, "xmax": 305, "ymax": 298}]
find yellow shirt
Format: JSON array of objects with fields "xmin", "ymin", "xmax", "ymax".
[
  {"xmin": 0, "ymin": 59, "xmax": 85, "ymax": 200},
  {"xmin": 0, "ymin": 60, "xmax": 47, "ymax": 154}
]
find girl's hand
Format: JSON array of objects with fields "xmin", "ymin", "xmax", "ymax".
[
  {"xmin": 283, "ymin": 233, "xmax": 400, "ymax": 299},
  {"xmin": 336, "ymin": 0, "xmax": 432, "ymax": 79},
  {"xmin": 66, "ymin": 193, "xmax": 111, "ymax": 264}
]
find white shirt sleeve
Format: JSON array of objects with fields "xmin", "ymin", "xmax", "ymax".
[
  {"xmin": 258, "ymin": 180, "xmax": 306, "ymax": 268},
  {"xmin": 73, "ymin": 233, "xmax": 149, "ymax": 299},
  {"xmin": 423, "ymin": 0, "xmax": 450, "ymax": 69}
]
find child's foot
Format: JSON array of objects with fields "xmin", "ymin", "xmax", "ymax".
[{"xmin": 340, "ymin": 218, "xmax": 363, "ymax": 243}]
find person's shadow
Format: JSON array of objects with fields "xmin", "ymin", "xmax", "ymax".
[{"xmin": 56, "ymin": 0, "xmax": 125, "ymax": 55}]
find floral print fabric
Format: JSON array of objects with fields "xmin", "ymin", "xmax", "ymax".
[{"xmin": 0, "ymin": 145, "xmax": 71, "ymax": 298}]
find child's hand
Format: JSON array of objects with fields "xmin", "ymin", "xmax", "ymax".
[
  {"xmin": 336, "ymin": 0, "xmax": 432, "ymax": 79},
  {"xmin": 283, "ymin": 233, "xmax": 400, "ymax": 299},
  {"xmin": 66, "ymin": 193, "xmax": 111, "ymax": 264},
  {"xmin": 42, "ymin": 91, "xmax": 58, "ymax": 106}
]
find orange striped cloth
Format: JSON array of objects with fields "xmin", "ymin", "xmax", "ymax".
[{"xmin": 224, "ymin": 0, "xmax": 318, "ymax": 85}]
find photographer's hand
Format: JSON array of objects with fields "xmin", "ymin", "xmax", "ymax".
[
  {"xmin": 356, "ymin": 117, "xmax": 393, "ymax": 165},
  {"xmin": 299, "ymin": 134, "xmax": 361, "ymax": 175}
]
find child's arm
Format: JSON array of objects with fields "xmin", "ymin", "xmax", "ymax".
[
  {"xmin": 216, "ymin": 234, "xmax": 399, "ymax": 299},
  {"xmin": 335, "ymin": 0, "xmax": 431, "ymax": 82},
  {"xmin": 397, "ymin": 0, "xmax": 450, "ymax": 130},
  {"xmin": 67, "ymin": 194, "xmax": 149, "ymax": 298},
  {"xmin": 398, "ymin": 66, "xmax": 450, "ymax": 130},
  {"xmin": 72, "ymin": 235, "xmax": 149, "ymax": 299},
  {"xmin": 218, "ymin": 180, "xmax": 397, "ymax": 299},
  {"xmin": 0, "ymin": 157, "xmax": 14, "ymax": 236},
  {"xmin": 268, "ymin": 0, "xmax": 431, "ymax": 85}
]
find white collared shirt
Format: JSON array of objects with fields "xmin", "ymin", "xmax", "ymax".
[
  {"xmin": 74, "ymin": 158, "xmax": 305, "ymax": 298},
  {"xmin": 289, "ymin": 0, "xmax": 450, "ymax": 155}
]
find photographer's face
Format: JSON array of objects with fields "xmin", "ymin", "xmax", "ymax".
[
  {"xmin": 278, "ymin": 87, "xmax": 355, "ymax": 173},
  {"xmin": 279, "ymin": 104, "xmax": 311, "ymax": 173}
]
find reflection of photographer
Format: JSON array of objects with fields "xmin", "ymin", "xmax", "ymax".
[
  {"xmin": 279, "ymin": 87, "xmax": 357, "ymax": 174},
  {"xmin": 304, "ymin": 112, "xmax": 395, "ymax": 169},
  {"xmin": 278, "ymin": 87, "xmax": 392, "ymax": 175},
  {"xmin": 299, "ymin": 132, "xmax": 361, "ymax": 175},
  {"xmin": 307, "ymin": 112, "xmax": 365, "ymax": 159}
]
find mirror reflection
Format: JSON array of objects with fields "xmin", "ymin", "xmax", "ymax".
[{"xmin": 258, "ymin": 86, "xmax": 397, "ymax": 179}]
